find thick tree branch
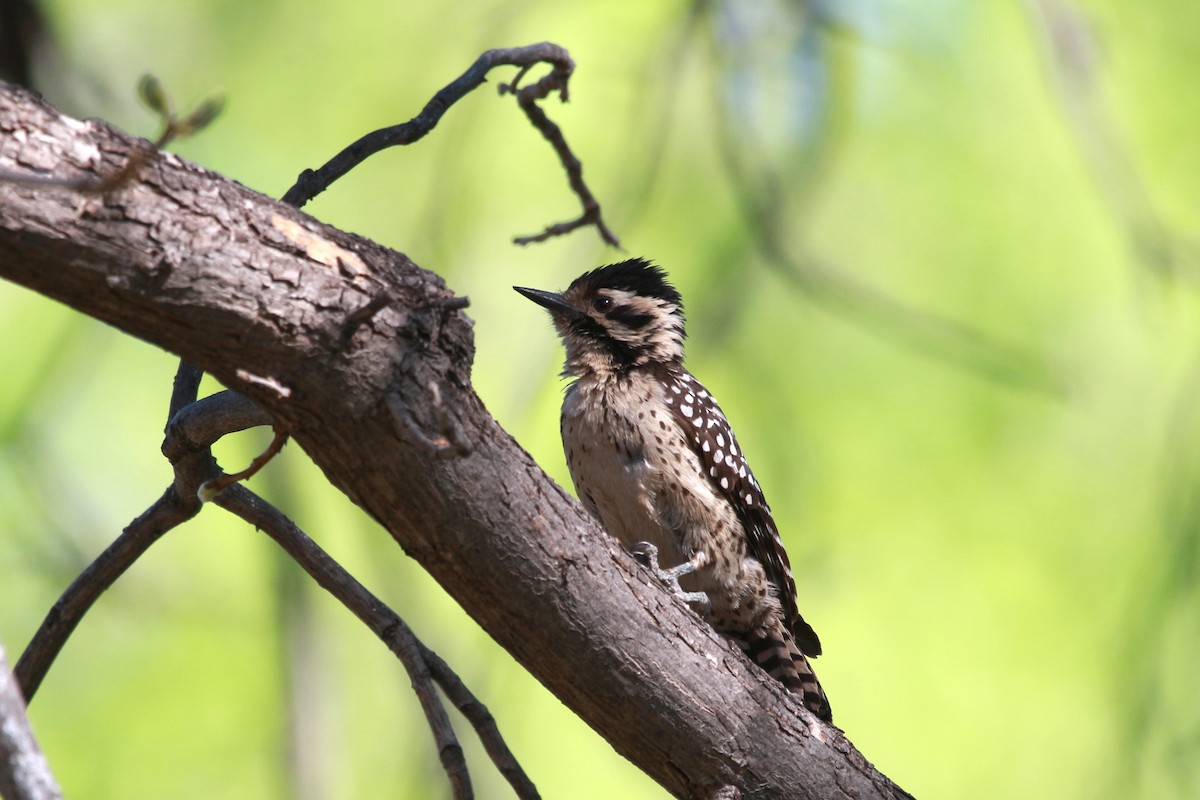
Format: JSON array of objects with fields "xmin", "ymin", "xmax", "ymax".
[{"xmin": 0, "ymin": 80, "xmax": 911, "ymax": 799}]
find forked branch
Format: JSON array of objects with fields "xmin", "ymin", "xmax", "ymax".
[{"xmin": 15, "ymin": 363, "xmax": 538, "ymax": 800}]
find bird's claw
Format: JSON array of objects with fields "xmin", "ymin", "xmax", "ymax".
[{"xmin": 630, "ymin": 542, "xmax": 712, "ymax": 611}]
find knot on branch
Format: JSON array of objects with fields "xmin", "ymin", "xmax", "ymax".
[
  {"xmin": 495, "ymin": 42, "xmax": 573, "ymax": 103},
  {"xmin": 388, "ymin": 382, "xmax": 472, "ymax": 460}
]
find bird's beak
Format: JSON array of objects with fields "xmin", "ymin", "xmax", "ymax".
[{"xmin": 513, "ymin": 286, "xmax": 578, "ymax": 318}]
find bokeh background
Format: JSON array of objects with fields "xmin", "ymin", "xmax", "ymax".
[{"xmin": 2, "ymin": 0, "xmax": 1199, "ymax": 797}]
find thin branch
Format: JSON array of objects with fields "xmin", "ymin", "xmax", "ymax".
[
  {"xmin": 211, "ymin": 484, "xmax": 479, "ymax": 798},
  {"xmin": 162, "ymin": 389, "xmax": 273, "ymax": 460},
  {"xmin": 14, "ymin": 487, "xmax": 198, "ymax": 700},
  {"xmin": 0, "ymin": 646, "xmax": 63, "ymax": 800},
  {"xmin": 281, "ymin": 43, "xmax": 570, "ymax": 206},
  {"xmin": 233, "ymin": 369, "xmax": 293, "ymax": 400},
  {"xmin": 15, "ymin": 358, "xmax": 212, "ymax": 700},
  {"xmin": 503, "ymin": 56, "xmax": 620, "ymax": 248},
  {"xmin": 217, "ymin": 482, "xmax": 540, "ymax": 798},
  {"xmin": 158, "ymin": 384, "xmax": 479, "ymax": 799},
  {"xmin": 197, "ymin": 426, "xmax": 290, "ymax": 501},
  {"xmin": 169, "ymin": 403, "xmax": 532, "ymax": 796},
  {"xmin": 279, "ymin": 42, "xmax": 617, "ymax": 247},
  {"xmin": 421, "ymin": 648, "xmax": 541, "ymax": 800},
  {"xmin": 168, "ymin": 361, "xmax": 205, "ymax": 421},
  {"xmin": 341, "ymin": 291, "xmax": 395, "ymax": 342}
]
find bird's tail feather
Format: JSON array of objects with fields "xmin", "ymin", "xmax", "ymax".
[{"xmin": 744, "ymin": 626, "xmax": 832, "ymax": 721}]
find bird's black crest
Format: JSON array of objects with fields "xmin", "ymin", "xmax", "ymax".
[{"xmin": 569, "ymin": 258, "xmax": 684, "ymax": 311}]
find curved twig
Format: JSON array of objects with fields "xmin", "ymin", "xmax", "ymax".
[
  {"xmin": 212, "ymin": 490, "xmax": 541, "ymax": 798},
  {"xmin": 14, "ymin": 487, "xmax": 199, "ymax": 700},
  {"xmin": 14, "ymin": 360, "xmax": 211, "ymax": 701},
  {"xmin": 280, "ymin": 42, "xmax": 616, "ymax": 248}
]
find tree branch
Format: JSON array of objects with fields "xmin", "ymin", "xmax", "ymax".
[
  {"xmin": 0, "ymin": 646, "xmax": 62, "ymax": 800},
  {"xmin": 15, "ymin": 359, "xmax": 211, "ymax": 700},
  {"xmin": 280, "ymin": 42, "xmax": 618, "ymax": 247},
  {"xmin": 0, "ymin": 79, "xmax": 911, "ymax": 799},
  {"xmin": 18, "ymin": 360, "xmax": 536, "ymax": 798}
]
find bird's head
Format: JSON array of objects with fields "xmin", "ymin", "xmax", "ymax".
[{"xmin": 515, "ymin": 258, "xmax": 686, "ymax": 376}]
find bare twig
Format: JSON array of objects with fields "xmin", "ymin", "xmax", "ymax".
[
  {"xmin": 279, "ymin": 42, "xmax": 617, "ymax": 247},
  {"xmin": 210, "ymin": 485, "xmax": 479, "ymax": 800},
  {"xmin": 420, "ymin": 295, "xmax": 472, "ymax": 349},
  {"xmin": 341, "ymin": 291, "xmax": 395, "ymax": 342},
  {"xmin": 165, "ymin": 389, "xmax": 516, "ymax": 794},
  {"xmin": 15, "ymin": 358, "xmax": 213, "ymax": 701},
  {"xmin": 282, "ymin": 43, "xmax": 569, "ymax": 206},
  {"xmin": 197, "ymin": 426, "xmax": 290, "ymax": 501},
  {"xmin": 168, "ymin": 361, "xmax": 206, "ymax": 421},
  {"xmin": 163, "ymin": 374, "xmax": 527, "ymax": 797},
  {"xmin": 214, "ymin": 485, "xmax": 540, "ymax": 799},
  {"xmin": 0, "ymin": 138, "xmax": 156, "ymax": 194},
  {"xmin": 234, "ymin": 369, "xmax": 293, "ymax": 399},
  {"xmin": 14, "ymin": 487, "xmax": 198, "ymax": 700},
  {"xmin": 161, "ymin": 389, "xmax": 273, "ymax": 460},
  {"xmin": 512, "ymin": 215, "xmax": 602, "ymax": 246},
  {"xmin": 421, "ymin": 648, "xmax": 541, "ymax": 799},
  {"xmin": 428, "ymin": 295, "xmax": 471, "ymax": 313},
  {"xmin": 0, "ymin": 646, "xmax": 63, "ymax": 800},
  {"xmin": 508, "ymin": 76, "xmax": 620, "ymax": 248}
]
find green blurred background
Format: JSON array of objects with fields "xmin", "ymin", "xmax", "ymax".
[{"xmin": 2, "ymin": 0, "xmax": 1199, "ymax": 797}]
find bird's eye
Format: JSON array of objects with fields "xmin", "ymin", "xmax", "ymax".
[{"xmin": 592, "ymin": 296, "xmax": 614, "ymax": 313}]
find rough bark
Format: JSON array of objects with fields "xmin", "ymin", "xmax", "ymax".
[
  {"xmin": 0, "ymin": 80, "xmax": 911, "ymax": 800},
  {"xmin": 0, "ymin": 647, "xmax": 62, "ymax": 800}
]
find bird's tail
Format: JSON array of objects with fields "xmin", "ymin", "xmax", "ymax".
[{"xmin": 744, "ymin": 625, "xmax": 832, "ymax": 721}]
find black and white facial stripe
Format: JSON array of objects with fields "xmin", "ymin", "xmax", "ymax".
[{"xmin": 555, "ymin": 259, "xmax": 688, "ymax": 369}]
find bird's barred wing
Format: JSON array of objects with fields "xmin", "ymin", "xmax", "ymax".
[{"xmin": 658, "ymin": 367, "xmax": 822, "ymax": 656}]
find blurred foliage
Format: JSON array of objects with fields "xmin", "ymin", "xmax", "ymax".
[{"xmin": 2, "ymin": 0, "xmax": 1199, "ymax": 798}]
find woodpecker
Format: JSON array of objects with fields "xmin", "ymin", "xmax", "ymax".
[{"xmin": 515, "ymin": 258, "xmax": 831, "ymax": 721}]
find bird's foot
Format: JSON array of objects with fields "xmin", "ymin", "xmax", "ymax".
[{"xmin": 630, "ymin": 542, "xmax": 712, "ymax": 612}]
